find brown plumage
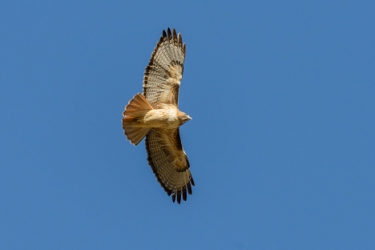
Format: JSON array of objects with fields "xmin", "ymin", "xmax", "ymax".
[{"xmin": 122, "ymin": 28, "xmax": 194, "ymax": 204}]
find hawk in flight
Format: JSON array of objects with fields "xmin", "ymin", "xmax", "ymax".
[{"xmin": 122, "ymin": 28, "xmax": 194, "ymax": 204}]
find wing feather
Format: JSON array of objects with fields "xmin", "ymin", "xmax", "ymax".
[
  {"xmin": 145, "ymin": 128, "xmax": 194, "ymax": 203},
  {"xmin": 143, "ymin": 28, "xmax": 185, "ymax": 106}
]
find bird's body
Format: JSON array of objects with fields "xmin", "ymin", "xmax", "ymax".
[
  {"xmin": 122, "ymin": 28, "xmax": 194, "ymax": 203},
  {"xmin": 143, "ymin": 108, "xmax": 181, "ymax": 128},
  {"xmin": 124, "ymin": 102, "xmax": 189, "ymax": 129}
]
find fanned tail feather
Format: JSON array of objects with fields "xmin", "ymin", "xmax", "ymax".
[
  {"xmin": 123, "ymin": 93, "xmax": 153, "ymax": 121},
  {"xmin": 122, "ymin": 93, "xmax": 153, "ymax": 145}
]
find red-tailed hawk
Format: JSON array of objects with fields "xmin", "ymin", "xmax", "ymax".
[{"xmin": 122, "ymin": 28, "xmax": 194, "ymax": 204}]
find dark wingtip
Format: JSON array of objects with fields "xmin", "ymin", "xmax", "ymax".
[
  {"xmin": 177, "ymin": 191, "xmax": 181, "ymax": 204},
  {"xmin": 172, "ymin": 29, "xmax": 177, "ymax": 39},
  {"xmin": 167, "ymin": 27, "xmax": 172, "ymax": 38},
  {"xmin": 183, "ymin": 188, "xmax": 187, "ymax": 201}
]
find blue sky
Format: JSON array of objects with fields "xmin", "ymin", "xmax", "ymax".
[{"xmin": 1, "ymin": 1, "xmax": 375, "ymax": 249}]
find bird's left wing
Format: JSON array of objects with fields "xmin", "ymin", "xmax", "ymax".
[{"xmin": 145, "ymin": 128, "xmax": 194, "ymax": 203}]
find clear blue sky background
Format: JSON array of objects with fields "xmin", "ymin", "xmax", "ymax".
[{"xmin": 1, "ymin": 1, "xmax": 374, "ymax": 249}]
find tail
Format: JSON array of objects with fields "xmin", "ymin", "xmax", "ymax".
[{"xmin": 122, "ymin": 93, "xmax": 153, "ymax": 145}]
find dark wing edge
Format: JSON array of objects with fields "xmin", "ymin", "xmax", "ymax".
[
  {"xmin": 142, "ymin": 28, "xmax": 186, "ymax": 106},
  {"xmin": 145, "ymin": 128, "xmax": 194, "ymax": 204}
]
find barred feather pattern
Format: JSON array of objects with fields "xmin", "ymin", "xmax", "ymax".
[
  {"xmin": 143, "ymin": 28, "xmax": 186, "ymax": 106},
  {"xmin": 146, "ymin": 128, "xmax": 194, "ymax": 204}
]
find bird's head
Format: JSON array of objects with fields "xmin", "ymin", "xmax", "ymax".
[{"xmin": 178, "ymin": 111, "xmax": 192, "ymax": 125}]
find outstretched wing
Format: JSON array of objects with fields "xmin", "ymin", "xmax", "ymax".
[
  {"xmin": 143, "ymin": 28, "xmax": 186, "ymax": 107},
  {"xmin": 145, "ymin": 128, "xmax": 194, "ymax": 203}
]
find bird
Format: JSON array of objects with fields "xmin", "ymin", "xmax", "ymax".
[{"xmin": 122, "ymin": 28, "xmax": 194, "ymax": 204}]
